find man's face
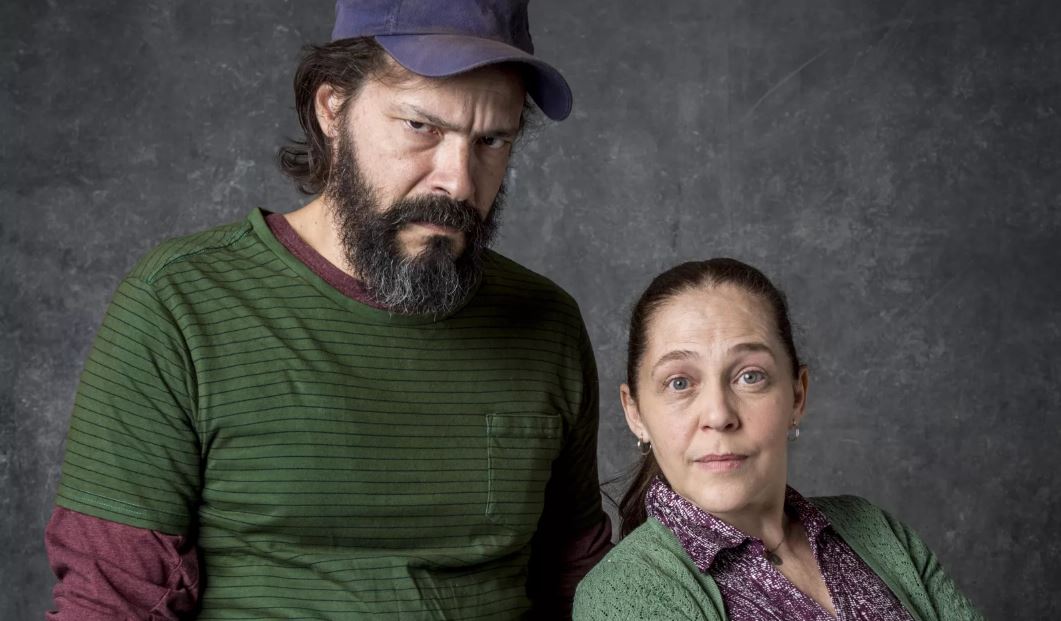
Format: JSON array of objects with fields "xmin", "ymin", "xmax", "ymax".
[{"xmin": 323, "ymin": 62, "xmax": 526, "ymax": 315}]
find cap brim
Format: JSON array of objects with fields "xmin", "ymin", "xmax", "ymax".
[{"xmin": 375, "ymin": 33, "xmax": 573, "ymax": 121}]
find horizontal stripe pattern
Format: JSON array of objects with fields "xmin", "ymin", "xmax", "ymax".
[{"xmin": 56, "ymin": 210, "xmax": 603, "ymax": 619}]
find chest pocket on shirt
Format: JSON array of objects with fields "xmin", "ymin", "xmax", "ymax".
[{"xmin": 486, "ymin": 413, "xmax": 563, "ymax": 532}]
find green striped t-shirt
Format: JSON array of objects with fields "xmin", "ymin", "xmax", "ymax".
[{"xmin": 56, "ymin": 209, "xmax": 604, "ymax": 619}]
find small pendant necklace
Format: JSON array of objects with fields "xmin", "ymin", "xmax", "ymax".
[{"xmin": 764, "ymin": 519, "xmax": 789, "ymax": 566}]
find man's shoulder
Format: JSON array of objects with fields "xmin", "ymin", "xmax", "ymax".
[
  {"xmin": 481, "ymin": 249, "xmax": 581, "ymax": 314},
  {"xmin": 127, "ymin": 215, "xmax": 258, "ymax": 284}
]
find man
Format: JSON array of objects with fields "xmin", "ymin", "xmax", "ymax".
[{"xmin": 46, "ymin": 1, "xmax": 611, "ymax": 618}]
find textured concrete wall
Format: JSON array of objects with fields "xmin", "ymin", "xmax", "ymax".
[{"xmin": 4, "ymin": 0, "xmax": 1059, "ymax": 617}]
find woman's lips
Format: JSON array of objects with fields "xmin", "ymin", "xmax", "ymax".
[{"xmin": 694, "ymin": 453, "xmax": 748, "ymax": 472}]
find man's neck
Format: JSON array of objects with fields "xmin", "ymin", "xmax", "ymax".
[
  {"xmin": 284, "ymin": 196, "xmax": 356, "ymax": 278},
  {"xmin": 265, "ymin": 209, "xmax": 384, "ymax": 309}
]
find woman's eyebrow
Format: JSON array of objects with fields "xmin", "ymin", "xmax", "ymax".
[
  {"xmin": 650, "ymin": 350, "xmax": 699, "ymax": 374},
  {"xmin": 728, "ymin": 341, "xmax": 774, "ymax": 357},
  {"xmin": 649, "ymin": 342, "xmax": 773, "ymax": 375}
]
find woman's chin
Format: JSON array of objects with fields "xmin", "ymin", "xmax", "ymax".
[{"xmin": 679, "ymin": 481, "xmax": 758, "ymax": 518}]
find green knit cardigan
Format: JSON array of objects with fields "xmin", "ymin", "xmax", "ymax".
[{"xmin": 574, "ymin": 495, "xmax": 984, "ymax": 620}]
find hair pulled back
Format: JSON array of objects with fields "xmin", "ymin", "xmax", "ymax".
[{"xmin": 618, "ymin": 258, "xmax": 802, "ymax": 536}]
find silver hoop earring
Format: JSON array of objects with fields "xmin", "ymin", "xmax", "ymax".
[
  {"xmin": 787, "ymin": 425, "xmax": 800, "ymax": 442},
  {"xmin": 636, "ymin": 437, "xmax": 652, "ymax": 455}
]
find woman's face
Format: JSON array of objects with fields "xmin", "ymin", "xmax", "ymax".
[{"xmin": 621, "ymin": 284, "xmax": 808, "ymax": 520}]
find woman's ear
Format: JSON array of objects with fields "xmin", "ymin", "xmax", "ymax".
[
  {"xmin": 620, "ymin": 383, "xmax": 649, "ymax": 442},
  {"xmin": 792, "ymin": 365, "xmax": 809, "ymax": 426},
  {"xmin": 314, "ymin": 83, "xmax": 344, "ymax": 140}
]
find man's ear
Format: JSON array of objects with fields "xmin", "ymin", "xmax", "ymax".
[
  {"xmin": 314, "ymin": 83, "xmax": 344, "ymax": 140},
  {"xmin": 620, "ymin": 384, "xmax": 649, "ymax": 443}
]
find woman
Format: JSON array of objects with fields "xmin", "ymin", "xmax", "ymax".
[{"xmin": 574, "ymin": 259, "xmax": 982, "ymax": 620}]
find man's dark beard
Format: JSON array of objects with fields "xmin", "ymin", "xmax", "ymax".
[{"xmin": 325, "ymin": 128, "xmax": 504, "ymax": 316}]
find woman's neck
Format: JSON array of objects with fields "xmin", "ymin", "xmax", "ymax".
[{"xmin": 709, "ymin": 488, "xmax": 789, "ymax": 547}]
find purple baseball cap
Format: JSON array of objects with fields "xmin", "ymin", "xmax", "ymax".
[{"xmin": 331, "ymin": 0, "xmax": 573, "ymax": 120}]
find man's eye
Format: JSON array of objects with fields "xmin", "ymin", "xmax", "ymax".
[
  {"xmin": 667, "ymin": 377, "xmax": 690, "ymax": 391},
  {"xmin": 738, "ymin": 371, "xmax": 766, "ymax": 385},
  {"xmin": 405, "ymin": 120, "xmax": 431, "ymax": 133},
  {"xmin": 481, "ymin": 135, "xmax": 508, "ymax": 150}
]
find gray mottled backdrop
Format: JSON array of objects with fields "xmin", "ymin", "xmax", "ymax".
[{"xmin": 3, "ymin": 0, "xmax": 1059, "ymax": 618}]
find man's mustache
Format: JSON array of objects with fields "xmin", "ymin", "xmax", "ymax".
[{"xmin": 382, "ymin": 196, "xmax": 483, "ymax": 233}]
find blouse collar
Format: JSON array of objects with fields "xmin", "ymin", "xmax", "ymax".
[{"xmin": 645, "ymin": 476, "xmax": 832, "ymax": 573}]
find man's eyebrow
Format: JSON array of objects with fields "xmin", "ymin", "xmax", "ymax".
[
  {"xmin": 650, "ymin": 350, "xmax": 699, "ymax": 374},
  {"xmin": 399, "ymin": 104, "xmax": 460, "ymax": 132},
  {"xmin": 398, "ymin": 104, "xmax": 519, "ymax": 138}
]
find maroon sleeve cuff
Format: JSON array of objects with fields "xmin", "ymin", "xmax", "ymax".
[{"xmin": 45, "ymin": 507, "xmax": 200, "ymax": 620}]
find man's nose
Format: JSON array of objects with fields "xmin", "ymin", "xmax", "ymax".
[{"xmin": 429, "ymin": 139, "xmax": 476, "ymax": 205}]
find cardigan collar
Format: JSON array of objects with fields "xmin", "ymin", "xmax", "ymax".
[{"xmin": 645, "ymin": 477, "xmax": 832, "ymax": 573}]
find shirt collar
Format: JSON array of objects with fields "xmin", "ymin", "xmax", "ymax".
[
  {"xmin": 645, "ymin": 477, "xmax": 833, "ymax": 573},
  {"xmin": 783, "ymin": 485, "xmax": 832, "ymax": 556}
]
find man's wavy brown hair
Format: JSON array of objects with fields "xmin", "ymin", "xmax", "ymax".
[{"xmin": 277, "ymin": 37, "xmax": 391, "ymax": 195}]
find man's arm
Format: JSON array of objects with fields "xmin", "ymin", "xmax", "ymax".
[
  {"xmin": 527, "ymin": 322, "xmax": 614, "ymax": 618},
  {"xmin": 48, "ymin": 271, "xmax": 203, "ymax": 617},
  {"xmin": 46, "ymin": 507, "xmax": 200, "ymax": 620},
  {"xmin": 526, "ymin": 515, "xmax": 613, "ymax": 618}
]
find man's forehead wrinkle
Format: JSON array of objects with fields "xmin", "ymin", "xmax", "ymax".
[
  {"xmin": 392, "ymin": 98, "xmax": 520, "ymax": 136},
  {"xmin": 397, "ymin": 102, "xmax": 463, "ymax": 132}
]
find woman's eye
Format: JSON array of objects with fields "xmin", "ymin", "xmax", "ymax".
[
  {"xmin": 738, "ymin": 370, "xmax": 766, "ymax": 385},
  {"xmin": 667, "ymin": 377, "xmax": 690, "ymax": 391}
]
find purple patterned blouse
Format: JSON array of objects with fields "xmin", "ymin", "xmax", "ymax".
[{"xmin": 646, "ymin": 478, "xmax": 915, "ymax": 620}]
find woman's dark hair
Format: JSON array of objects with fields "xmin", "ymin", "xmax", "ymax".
[
  {"xmin": 617, "ymin": 258, "xmax": 802, "ymax": 537},
  {"xmin": 278, "ymin": 38, "xmax": 391, "ymax": 195}
]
